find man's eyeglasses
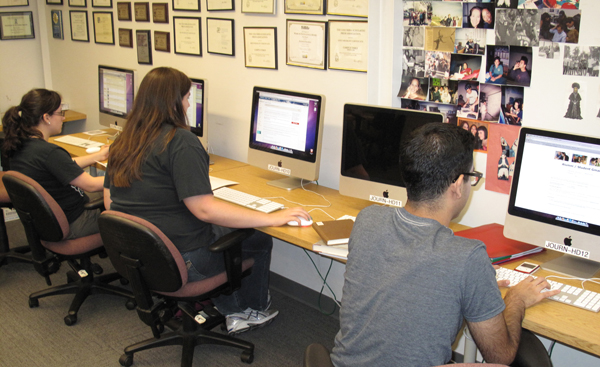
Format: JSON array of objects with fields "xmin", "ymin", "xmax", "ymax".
[
  {"xmin": 53, "ymin": 110, "xmax": 66, "ymax": 117},
  {"xmin": 454, "ymin": 171, "xmax": 483, "ymax": 187}
]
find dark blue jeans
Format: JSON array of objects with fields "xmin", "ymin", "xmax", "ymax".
[{"xmin": 181, "ymin": 226, "xmax": 273, "ymax": 315}]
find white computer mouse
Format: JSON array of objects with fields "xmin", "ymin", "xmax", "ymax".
[
  {"xmin": 86, "ymin": 146, "xmax": 102, "ymax": 154},
  {"xmin": 287, "ymin": 216, "xmax": 313, "ymax": 227}
]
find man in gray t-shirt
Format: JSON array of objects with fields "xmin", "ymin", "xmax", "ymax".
[{"xmin": 331, "ymin": 123, "xmax": 559, "ymax": 367}]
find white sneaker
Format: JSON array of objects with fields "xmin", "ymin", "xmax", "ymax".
[{"xmin": 226, "ymin": 308, "xmax": 279, "ymax": 335}]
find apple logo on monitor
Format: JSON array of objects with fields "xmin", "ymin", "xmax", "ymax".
[
  {"xmin": 383, "ymin": 190, "xmax": 389, "ymax": 198},
  {"xmin": 564, "ymin": 236, "xmax": 572, "ymax": 247}
]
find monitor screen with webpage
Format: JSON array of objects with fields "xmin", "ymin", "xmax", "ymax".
[
  {"xmin": 187, "ymin": 78, "xmax": 207, "ymax": 149},
  {"xmin": 504, "ymin": 127, "xmax": 600, "ymax": 278},
  {"xmin": 339, "ymin": 103, "xmax": 443, "ymax": 207},
  {"xmin": 98, "ymin": 65, "xmax": 135, "ymax": 130},
  {"xmin": 247, "ymin": 86, "xmax": 324, "ymax": 190}
]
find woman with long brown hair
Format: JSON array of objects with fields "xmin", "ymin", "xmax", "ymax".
[{"xmin": 104, "ymin": 67, "xmax": 310, "ymax": 335}]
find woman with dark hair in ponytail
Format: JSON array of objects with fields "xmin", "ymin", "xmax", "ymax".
[{"xmin": 2, "ymin": 89, "xmax": 108, "ymax": 238}]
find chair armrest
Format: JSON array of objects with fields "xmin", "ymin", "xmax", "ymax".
[
  {"xmin": 84, "ymin": 196, "xmax": 105, "ymax": 211},
  {"xmin": 208, "ymin": 228, "xmax": 255, "ymax": 253},
  {"xmin": 208, "ymin": 228, "xmax": 255, "ymax": 294}
]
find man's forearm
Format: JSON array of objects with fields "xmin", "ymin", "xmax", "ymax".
[{"xmin": 501, "ymin": 291, "xmax": 526, "ymax": 359}]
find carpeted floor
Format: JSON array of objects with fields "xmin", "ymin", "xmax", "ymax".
[{"xmin": 0, "ymin": 219, "xmax": 339, "ymax": 367}]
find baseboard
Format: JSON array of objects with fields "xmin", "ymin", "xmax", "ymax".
[{"xmin": 270, "ymin": 271, "xmax": 339, "ymax": 319}]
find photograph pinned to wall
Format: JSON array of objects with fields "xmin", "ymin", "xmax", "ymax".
[
  {"xmin": 424, "ymin": 51, "xmax": 451, "ymax": 79},
  {"xmin": 495, "ymin": 8, "xmax": 540, "ymax": 46},
  {"xmin": 430, "ymin": 1, "xmax": 462, "ymax": 27},
  {"xmin": 501, "ymin": 85, "xmax": 525, "ymax": 125},
  {"xmin": 425, "ymin": 26, "xmax": 455, "ymax": 52},
  {"xmin": 563, "ymin": 46, "xmax": 599, "ymax": 77},
  {"xmin": 524, "ymin": 0, "xmax": 579, "ymax": 10},
  {"xmin": 428, "ymin": 78, "xmax": 458, "ymax": 105},
  {"xmin": 403, "ymin": 1, "xmax": 432, "ymax": 27},
  {"xmin": 495, "ymin": 0, "xmax": 518, "ymax": 8},
  {"xmin": 538, "ymin": 40, "xmax": 560, "ymax": 59},
  {"xmin": 403, "ymin": 26, "xmax": 425, "ymax": 49},
  {"xmin": 479, "ymin": 83, "xmax": 503, "ymax": 122},
  {"xmin": 398, "ymin": 75, "xmax": 429, "ymax": 101},
  {"xmin": 454, "ymin": 28, "xmax": 485, "ymax": 55},
  {"xmin": 485, "ymin": 45, "xmax": 510, "ymax": 84},
  {"xmin": 449, "ymin": 54, "xmax": 482, "ymax": 81},
  {"xmin": 402, "ymin": 49, "xmax": 426, "ymax": 78},
  {"xmin": 506, "ymin": 46, "xmax": 533, "ymax": 87},
  {"xmin": 538, "ymin": 8, "xmax": 580, "ymax": 43},
  {"xmin": 402, "ymin": 99, "xmax": 458, "ymax": 125},
  {"xmin": 457, "ymin": 117, "xmax": 489, "ymax": 152},
  {"xmin": 564, "ymin": 80, "xmax": 584, "ymax": 120},
  {"xmin": 51, "ymin": 9, "xmax": 63, "ymax": 40},
  {"xmin": 485, "ymin": 123, "xmax": 520, "ymax": 194},
  {"xmin": 456, "ymin": 81, "xmax": 480, "ymax": 119},
  {"xmin": 463, "ymin": 2, "xmax": 495, "ymax": 29}
]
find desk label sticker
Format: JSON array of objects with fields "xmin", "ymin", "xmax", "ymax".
[
  {"xmin": 545, "ymin": 241, "xmax": 590, "ymax": 259},
  {"xmin": 268, "ymin": 164, "xmax": 291, "ymax": 176},
  {"xmin": 369, "ymin": 195, "xmax": 402, "ymax": 207}
]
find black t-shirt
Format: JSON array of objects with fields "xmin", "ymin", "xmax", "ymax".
[
  {"xmin": 10, "ymin": 139, "xmax": 87, "ymax": 223},
  {"xmin": 105, "ymin": 126, "xmax": 213, "ymax": 253}
]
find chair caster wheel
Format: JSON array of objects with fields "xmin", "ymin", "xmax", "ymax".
[
  {"xmin": 91, "ymin": 263, "xmax": 103, "ymax": 275},
  {"xmin": 119, "ymin": 353, "xmax": 134, "ymax": 366},
  {"xmin": 120, "ymin": 277, "xmax": 129, "ymax": 285},
  {"xmin": 29, "ymin": 298, "xmax": 39, "ymax": 308},
  {"xmin": 241, "ymin": 350, "xmax": 254, "ymax": 364},
  {"xmin": 64, "ymin": 314, "xmax": 77, "ymax": 326},
  {"xmin": 126, "ymin": 299, "xmax": 136, "ymax": 310}
]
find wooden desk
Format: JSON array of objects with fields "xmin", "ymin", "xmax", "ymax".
[{"xmin": 64, "ymin": 110, "xmax": 87, "ymax": 122}]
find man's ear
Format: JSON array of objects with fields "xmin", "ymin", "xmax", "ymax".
[{"xmin": 450, "ymin": 175, "xmax": 464, "ymax": 199}]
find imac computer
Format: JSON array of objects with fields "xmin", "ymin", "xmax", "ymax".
[
  {"xmin": 504, "ymin": 127, "xmax": 600, "ymax": 278},
  {"xmin": 186, "ymin": 78, "xmax": 208, "ymax": 149},
  {"xmin": 98, "ymin": 65, "xmax": 135, "ymax": 130},
  {"xmin": 247, "ymin": 86, "xmax": 325, "ymax": 190},
  {"xmin": 340, "ymin": 103, "xmax": 443, "ymax": 207}
]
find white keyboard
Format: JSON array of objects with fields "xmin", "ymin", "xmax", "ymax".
[
  {"xmin": 213, "ymin": 187, "xmax": 284, "ymax": 213},
  {"xmin": 54, "ymin": 135, "xmax": 104, "ymax": 148},
  {"xmin": 495, "ymin": 267, "xmax": 600, "ymax": 313}
]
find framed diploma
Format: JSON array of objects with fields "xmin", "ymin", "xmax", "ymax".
[
  {"xmin": 93, "ymin": 11, "xmax": 114, "ymax": 44},
  {"xmin": 92, "ymin": 0, "xmax": 112, "ymax": 7},
  {"xmin": 154, "ymin": 30, "xmax": 170, "ymax": 52},
  {"xmin": 152, "ymin": 3, "xmax": 168, "ymax": 23},
  {"xmin": 286, "ymin": 19, "xmax": 327, "ymax": 69},
  {"xmin": 243, "ymin": 27, "xmax": 277, "ymax": 69},
  {"xmin": 69, "ymin": 0, "xmax": 86, "ymax": 7},
  {"xmin": 118, "ymin": 27, "xmax": 132, "ymax": 47},
  {"xmin": 327, "ymin": 0, "xmax": 367, "ymax": 18},
  {"xmin": 207, "ymin": 0, "xmax": 233, "ymax": 11},
  {"xmin": 0, "ymin": 0, "xmax": 29, "ymax": 7},
  {"xmin": 117, "ymin": 2, "xmax": 131, "ymax": 20},
  {"xmin": 136, "ymin": 29, "xmax": 152, "ymax": 64},
  {"xmin": 284, "ymin": 0, "xmax": 324, "ymax": 15},
  {"xmin": 46, "ymin": 0, "xmax": 63, "ymax": 4},
  {"xmin": 51, "ymin": 10, "xmax": 63, "ymax": 40},
  {"xmin": 241, "ymin": 0, "xmax": 274, "ymax": 14},
  {"xmin": 206, "ymin": 17, "xmax": 233, "ymax": 56},
  {"xmin": 69, "ymin": 10, "xmax": 89, "ymax": 42},
  {"xmin": 172, "ymin": 0, "xmax": 199, "ymax": 11},
  {"xmin": 0, "ymin": 11, "xmax": 34, "ymax": 40},
  {"xmin": 134, "ymin": 2, "xmax": 149, "ymax": 21},
  {"xmin": 328, "ymin": 20, "xmax": 367, "ymax": 72},
  {"xmin": 173, "ymin": 16, "xmax": 201, "ymax": 56}
]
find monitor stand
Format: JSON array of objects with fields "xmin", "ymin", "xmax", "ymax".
[
  {"xmin": 267, "ymin": 177, "xmax": 303, "ymax": 191},
  {"xmin": 541, "ymin": 255, "xmax": 600, "ymax": 279}
]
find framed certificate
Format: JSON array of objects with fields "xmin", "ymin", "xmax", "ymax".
[
  {"xmin": 93, "ymin": 11, "xmax": 114, "ymax": 44},
  {"xmin": 327, "ymin": 0, "xmax": 368, "ymax": 17},
  {"xmin": 206, "ymin": 17, "xmax": 233, "ymax": 56},
  {"xmin": 207, "ymin": 0, "xmax": 233, "ymax": 11},
  {"xmin": 92, "ymin": 0, "xmax": 112, "ymax": 7},
  {"xmin": 69, "ymin": 0, "xmax": 86, "ymax": 6},
  {"xmin": 134, "ymin": 2, "xmax": 149, "ymax": 21},
  {"xmin": 117, "ymin": 2, "xmax": 131, "ymax": 20},
  {"xmin": 241, "ymin": 0, "xmax": 274, "ymax": 14},
  {"xmin": 172, "ymin": 0, "xmax": 199, "ymax": 11},
  {"xmin": 328, "ymin": 20, "xmax": 368, "ymax": 72},
  {"xmin": 152, "ymin": 3, "xmax": 168, "ymax": 23},
  {"xmin": 286, "ymin": 19, "xmax": 327, "ymax": 69},
  {"xmin": 51, "ymin": 10, "xmax": 63, "ymax": 40},
  {"xmin": 284, "ymin": 0, "xmax": 324, "ymax": 15},
  {"xmin": 118, "ymin": 27, "xmax": 133, "ymax": 47},
  {"xmin": 0, "ymin": 0, "xmax": 29, "ymax": 7},
  {"xmin": 243, "ymin": 27, "xmax": 277, "ymax": 69},
  {"xmin": 136, "ymin": 29, "xmax": 152, "ymax": 64},
  {"xmin": 0, "ymin": 11, "xmax": 34, "ymax": 40},
  {"xmin": 69, "ymin": 10, "xmax": 89, "ymax": 42},
  {"xmin": 173, "ymin": 16, "xmax": 201, "ymax": 56},
  {"xmin": 154, "ymin": 30, "xmax": 170, "ymax": 52},
  {"xmin": 46, "ymin": 0, "xmax": 63, "ymax": 4}
]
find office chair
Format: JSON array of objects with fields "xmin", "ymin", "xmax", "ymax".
[
  {"xmin": 0, "ymin": 171, "xmax": 34, "ymax": 267},
  {"xmin": 2, "ymin": 171, "xmax": 134, "ymax": 326},
  {"xmin": 98, "ymin": 210, "xmax": 256, "ymax": 367}
]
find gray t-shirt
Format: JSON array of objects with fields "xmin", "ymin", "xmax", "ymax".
[{"xmin": 331, "ymin": 206, "xmax": 505, "ymax": 367}]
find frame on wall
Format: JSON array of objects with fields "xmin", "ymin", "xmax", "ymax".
[
  {"xmin": 173, "ymin": 16, "xmax": 201, "ymax": 56},
  {"xmin": 207, "ymin": 0, "xmax": 233, "ymax": 11},
  {"xmin": 69, "ymin": 10, "xmax": 89, "ymax": 42},
  {"xmin": 46, "ymin": 0, "xmax": 63, "ymax": 4},
  {"xmin": 206, "ymin": 17, "xmax": 233, "ymax": 56},
  {"xmin": 243, "ymin": 27, "xmax": 277, "ymax": 69},
  {"xmin": 93, "ymin": 11, "xmax": 114, "ymax": 44},
  {"xmin": 241, "ymin": 0, "xmax": 274, "ymax": 14},
  {"xmin": 0, "ymin": 0, "xmax": 29, "ymax": 7},
  {"xmin": 92, "ymin": 0, "xmax": 112, "ymax": 7},
  {"xmin": 284, "ymin": 0, "xmax": 324, "ymax": 15},
  {"xmin": 154, "ymin": 30, "xmax": 170, "ymax": 52},
  {"xmin": 0, "ymin": 11, "xmax": 35, "ymax": 40},
  {"xmin": 152, "ymin": 3, "xmax": 168, "ymax": 23},
  {"xmin": 134, "ymin": 2, "xmax": 149, "ymax": 21},
  {"xmin": 136, "ymin": 29, "xmax": 152, "ymax": 64},
  {"xmin": 286, "ymin": 19, "xmax": 327, "ymax": 70},
  {"xmin": 117, "ymin": 2, "xmax": 131, "ymax": 20},
  {"xmin": 51, "ymin": 10, "xmax": 64, "ymax": 40},
  {"xmin": 69, "ymin": 0, "xmax": 87, "ymax": 7},
  {"xmin": 172, "ymin": 0, "xmax": 199, "ymax": 11},
  {"xmin": 118, "ymin": 27, "xmax": 132, "ymax": 47}
]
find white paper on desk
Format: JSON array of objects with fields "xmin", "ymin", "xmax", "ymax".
[
  {"xmin": 313, "ymin": 241, "xmax": 348, "ymax": 260},
  {"xmin": 209, "ymin": 176, "xmax": 238, "ymax": 190}
]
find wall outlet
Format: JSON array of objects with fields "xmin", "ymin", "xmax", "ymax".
[{"xmin": 110, "ymin": 124, "xmax": 123, "ymax": 132}]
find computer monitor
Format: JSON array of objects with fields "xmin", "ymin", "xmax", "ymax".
[
  {"xmin": 504, "ymin": 127, "xmax": 600, "ymax": 278},
  {"xmin": 98, "ymin": 65, "xmax": 135, "ymax": 130},
  {"xmin": 340, "ymin": 103, "xmax": 443, "ymax": 207},
  {"xmin": 247, "ymin": 86, "xmax": 325, "ymax": 190},
  {"xmin": 186, "ymin": 78, "xmax": 208, "ymax": 149}
]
